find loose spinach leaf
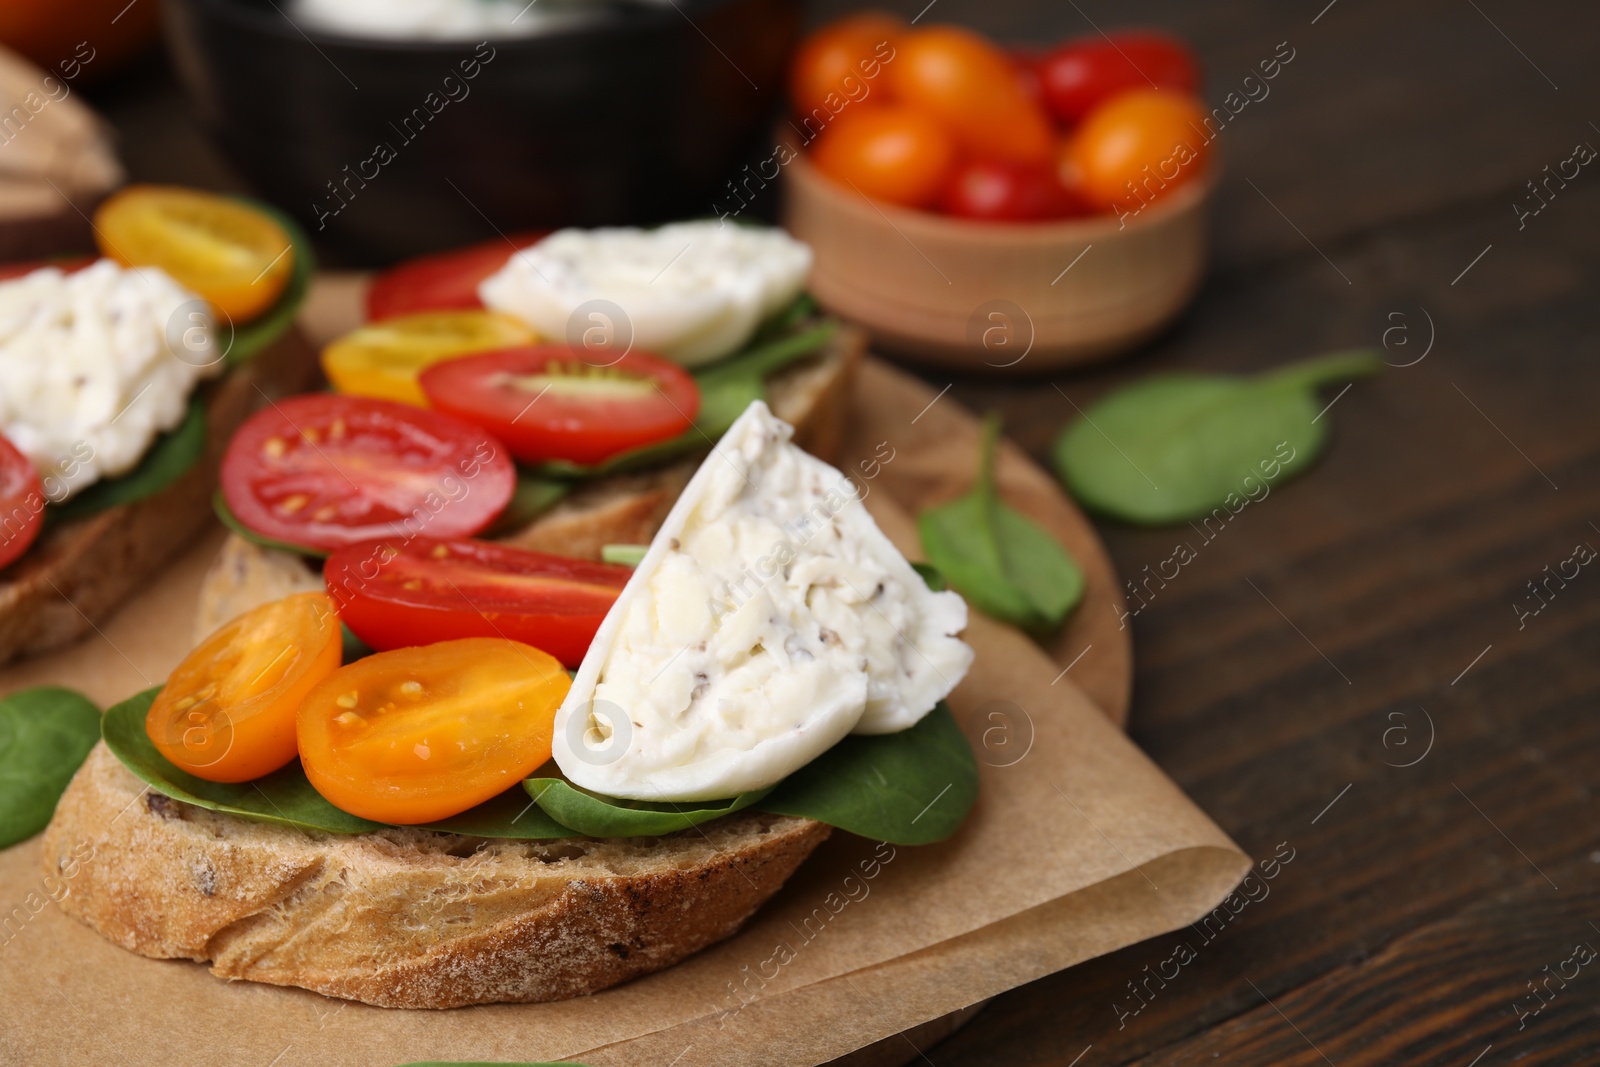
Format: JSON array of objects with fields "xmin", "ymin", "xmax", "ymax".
[
  {"xmin": 524, "ymin": 778, "xmax": 768, "ymax": 837},
  {"xmin": 910, "ymin": 561, "xmax": 947, "ymax": 591},
  {"xmin": 527, "ymin": 319, "xmax": 837, "ymax": 479},
  {"xmin": 919, "ymin": 414, "xmax": 1084, "ymax": 631},
  {"xmin": 1053, "ymin": 350, "xmax": 1382, "ymax": 524},
  {"xmin": 482, "ymin": 470, "xmax": 571, "ymax": 537},
  {"xmin": 213, "ymin": 489, "xmax": 329, "ymax": 558},
  {"xmin": 759, "ymin": 703, "xmax": 977, "ymax": 845},
  {"xmin": 48, "ymin": 395, "xmax": 208, "ymax": 523},
  {"xmin": 0, "ymin": 687, "xmax": 102, "ymax": 848},
  {"xmin": 218, "ymin": 198, "xmax": 315, "ymax": 368},
  {"xmin": 101, "ymin": 689, "xmax": 575, "ymax": 839}
]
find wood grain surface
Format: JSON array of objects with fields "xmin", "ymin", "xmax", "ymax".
[{"xmin": 68, "ymin": 0, "xmax": 1600, "ymax": 1061}]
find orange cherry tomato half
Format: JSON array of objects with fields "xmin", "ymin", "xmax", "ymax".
[
  {"xmin": 325, "ymin": 537, "xmax": 632, "ymax": 667},
  {"xmin": 419, "ymin": 345, "xmax": 699, "ymax": 467},
  {"xmin": 886, "ymin": 25, "xmax": 1055, "ymax": 166},
  {"xmin": 1059, "ymin": 89, "xmax": 1211, "ymax": 214},
  {"xmin": 366, "ymin": 232, "xmax": 547, "ymax": 322},
  {"xmin": 146, "ymin": 592, "xmax": 342, "ymax": 783},
  {"xmin": 220, "ymin": 393, "xmax": 516, "ymax": 553},
  {"xmin": 0, "ymin": 432, "xmax": 45, "ymax": 571},
  {"xmin": 297, "ymin": 637, "xmax": 571, "ymax": 824},
  {"xmin": 810, "ymin": 103, "xmax": 958, "ymax": 209},
  {"xmin": 789, "ymin": 11, "xmax": 905, "ymax": 119}
]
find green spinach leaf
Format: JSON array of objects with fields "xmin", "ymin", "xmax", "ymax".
[
  {"xmin": 919, "ymin": 414, "xmax": 1084, "ymax": 631},
  {"xmin": 759, "ymin": 703, "xmax": 977, "ymax": 845},
  {"xmin": 218, "ymin": 199, "xmax": 315, "ymax": 368},
  {"xmin": 101, "ymin": 689, "xmax": 576, "ymax": 839},
  {"xmin": 524, "ymin": 779, "xmax": 768, "ymax": 837},
  {"xmin": 599, "ymin": 543, "xmax": 648, "ymax": 566},
  {"xmin": 527, "ymin": 319, "xmax": 837, "ymax": 479},
  {"xmin": 1053, "ymin": 350, "xmax": 1382, "ymax": 524},
  {"xmin": 482, "ymin": 470, "xmax": 571, "ymax": 537},
  {"xmin": 0, "ymin": 687, "xmax": 102, "ymax": 848},
  {"xmin": 48, "ymin": 395, "xmax": 207, "ymax": 523}
]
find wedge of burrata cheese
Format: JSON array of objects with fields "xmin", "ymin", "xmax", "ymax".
[{"xmin": 552, "ymin": 400, "xmax": 973, "ymax": 802}]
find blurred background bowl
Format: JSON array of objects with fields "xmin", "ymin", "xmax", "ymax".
[
  {"xmin": 162, "ymin": 0, "xmax": 801, "ymax": 265},
  {"xmin": 782, "ymin": 147, "xmax": 1214, "ymax": 374}
]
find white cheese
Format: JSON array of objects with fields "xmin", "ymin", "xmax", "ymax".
[
  {"xmin": 289, "ymin": 0, "xmax": 600, "ymax": 38},
  {"xmin": 552, "ymin": 400, "xmax": 973, "ymax": 802},
  {"xmin": 479, "ymin": 222, "xmax": 812, "ymax": 368},
  {"xmin": 0, "ymin": 259, "xmax": 219, "ymax": 499}
]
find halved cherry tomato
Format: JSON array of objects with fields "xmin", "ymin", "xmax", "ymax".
[
  {"xmin": 810, "ymin": 103, "xmax": 957, "ymax": 209},
  {"xmin": 0, "ymin": 433, "xmax": 44, "ymax": 571},
  {"xmin": 886, "ymin": 26, "xmax": 1055, "ymax": 165},
  {"xmin": 325, "ymin": 537, "xmax": 632, "ymax": 667},
  {"xmin": 942, "ymin": 159, "xmax": 1086, "ymax": 221},
  {"xmin": 297, "ymin": 637, "xmax": 570, "ymax": 824},
  {"xmin": 146, "ymin": 592, "xmax": 342, "ymax": 783},
  {"xmin": 1039, "ymin": 31, "xmax": 1201, "ymax": 124},
  {"xmin": 220, "ymin": 394, "xmax": 515, "ymax": 553},
  {"xmin": 322, "ymin": 310, "xmax": 538, "ymax": 406},
  {"xmin": 789, "ymin": 11, "xmax": 905, "ymax": 119},
  {"xmin": 419, "ymin": 345, "xmax": 699, "ymax": 467},
  {"xmin": 93, "ymin": 185, "xmax": 294, "ymax": 322},
  {"xmin": 0, "ymin": 255, "xmax": 94, "ymax": 283},
  {"xmin": 1059, "ymin": 89, "xmax": 1210, "ymax": 213},
  {"xmin": 366, "ymin": 232, "xmax": 547, "ymax": 322}
]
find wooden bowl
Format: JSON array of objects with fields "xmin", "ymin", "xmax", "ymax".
[{"xmin": 781, "ymin": 149, "xmax": 1214, "ymax": 373}]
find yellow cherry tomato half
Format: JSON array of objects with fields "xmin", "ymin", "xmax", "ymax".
[
  {"xmin": 297, "ymin": 637, "xmax": 570, "ymax": 824},
  {"xmin": 146, "ymin": 592, "xmax": 342, "ymax": 783},
  {"xmin": 94, "ymin": 184, "xmax": 295, "ymax": 322},
  {"xmin": 321, "ymin": 310, "xmax": 537, "ymax": 406}
]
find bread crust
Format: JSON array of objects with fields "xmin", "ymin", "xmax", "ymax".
[
  {"xmin": 0, "ymin": 329, "xmax": 317, "ymax": 664},
  {"xmin": 44, "ymin": 744, "xmax": 831, "ymax": 1008}
]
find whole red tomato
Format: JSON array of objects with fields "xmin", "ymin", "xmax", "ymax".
[
  {"xmin": 1039, "ymin": 31, "xmax": 1201, "ymax": 124},
  {"xmin": 942, "ymin": 160, "xmax": 1084, "ymax": 221}
]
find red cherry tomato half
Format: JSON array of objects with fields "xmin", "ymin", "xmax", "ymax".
[
  {"xmin": 419, "ymin": 345, "xmax": 700, "ymax": 467},
  {"xmin": 0, "ymin": 255, "xmax": 95, "ymax": 283},
  {"xmin": 0, "ymin": 433, "xmax": 44, "ymax": 571},
  {"xmin": 220, "ymin": 394, "xmax": 515, "ymax": 553},
  {"xmin": 366, "ymin": 231, "xmax": 547, "ymax": 322},
  {"xmin": 325, "ymin": 537, "xmax": 633, "ymax": 667},
  {"xmin": 1039, "ymin": 31, "xmax": 1201, "ymax": 124},
  {"xmin": 942, "ymin": 159, "xmax": 1085, "ymax": 222}
]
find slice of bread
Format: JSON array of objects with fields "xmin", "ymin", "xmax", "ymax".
[
  {"xmin": 0, "ymin": 330, "xmax": 317, "ymax": 665},
  {"xmin": 43, "ymin": 744, "xmax": 831, "ymax": 1008},
  {"xmin": 194, "ymin": 326, "xmax": 863, "ymax": 638}
]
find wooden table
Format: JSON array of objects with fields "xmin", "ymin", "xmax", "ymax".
[{"xmin": 85, "ymin": 0, "xmax": 1600, "ymax": 1062}]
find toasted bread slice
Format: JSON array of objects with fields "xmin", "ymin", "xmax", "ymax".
[
  {"xmin": 194, "ymin": 327, "xmax": 863, "ymax": 638},
  {"xmin": 0, "ymin": 331, "xmax": 317, "ymax": 665},
  {"xmin": 44, "ymin": 743, "xmax": 831, "ymax": 1008}
]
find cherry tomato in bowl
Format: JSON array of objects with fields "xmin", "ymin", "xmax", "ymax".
[
  {"xmin": 789, "ymin": 11, "xmax": 905, "ymax": 119},
  {"xmin": 886, "ymin": 25, "xmax": 1055, "ymax": 165},
  {"xmin": 145, "ymin": 592, "xmax": 342, "ymax": 783},
  {"xmin": 941, "ymin": 159, "xmax": 1086, "ymax": 221},
  {"xmin": 1039, "ymin": 31, "xmax": 1201, "ymax": 124},
  {"xmin": 810, "ymin": 103, "xmax": 958, "ymax": 209},
  {"xmin": 321, "ymin": 310, "xmax": 537, "ymax": 406},
  {"xmin": 366, "ymin": 232, "xmax": 546, "ymax": 322},
  {"xmin": 325, "ymin": 537, "xmax": 632, "ymax": 667},
  {"xmin": 0, "ymin": 433, "xmax": 45, "ymax": 571},
  {"xmin": 419, "ymin": 345, "xmax": 699, "ymax": 467},
  {"xmin": 1059, "ymin": 89, "xmax": 1211, "ymax": 214},
  {"xmin": 297, "ymin": 637, "xmax": 571, "ymax": 824},
  {"xmin": 220, "ymin": 394, "xmax": 515, "ymax": 554}
]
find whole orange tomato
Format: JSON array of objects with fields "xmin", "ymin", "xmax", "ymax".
[
  {"xmin": 1059, "ymin": 89, "xmax": 1210, "ymax": 214},
  {"xmin": 886, "ymin": 25, "xmax": 1055, "ymax": 166},
  {"xmin": 810, "ymin": 104, "xmax": 957, "ymax": 209},
  {"xmin": 790, "ymin": 11, "xmax": 905, "ymax": 120}
]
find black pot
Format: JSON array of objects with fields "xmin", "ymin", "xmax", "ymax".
[{"xmin": 162, "ymin": 0, "xmax": 802, "ymax": 265}]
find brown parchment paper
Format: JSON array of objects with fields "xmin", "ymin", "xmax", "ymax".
[{"xmin": 0, "ymin": 284, "xmax": 1246, "ymax": 1065}]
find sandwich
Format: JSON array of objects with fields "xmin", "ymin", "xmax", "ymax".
[
  {"xmin": 0, "ymin": 184, "xmax": 314, "ymax": 663},
  {"xmin": 43, "ymin": 399, "xmax": 978, "ymax": 1008}
]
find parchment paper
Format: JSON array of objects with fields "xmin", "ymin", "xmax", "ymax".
[{"xmin": 0, "ymin": 285, "xmax": 1247, "ymax": 1064}]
